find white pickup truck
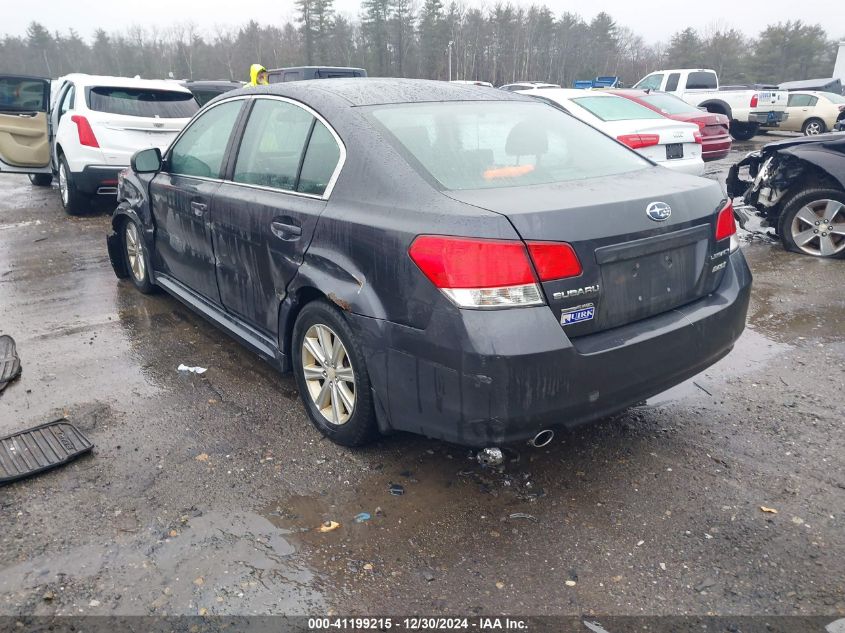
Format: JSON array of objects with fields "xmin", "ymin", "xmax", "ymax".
[{"xmin": 633, "ymin": 68, "xmax": 789, "ymax": 141}]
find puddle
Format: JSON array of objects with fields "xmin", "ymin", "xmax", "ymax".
[
  {"xmin": 0, "ymin": 511, "xmax": 325, "ymax": 615},
  {"xmin": 647, "ymin": 326, "xmax": 789, "ymax": 405}
]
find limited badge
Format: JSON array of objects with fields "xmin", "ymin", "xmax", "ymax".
[{"xmin": 560, "ymin": 303, "xmax": 595, "ymax": 326}]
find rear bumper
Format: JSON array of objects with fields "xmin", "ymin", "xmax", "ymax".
[
  {"xmin": 702, "ymin": 136, "xmax": 732, "ymax": 161},
  {"xmin": 350, "ymin": 250, "xmax": 752, "ymax": 447},
  {"xmin": 748, "ymin": 111, "xmax": 787, "ymax": 125},
  {"xmin": 74, "ymin": 165, "xmax": 125, "ymax": 195}
]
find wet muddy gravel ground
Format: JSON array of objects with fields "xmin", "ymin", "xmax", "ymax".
[{"xmin": 0, "ymin": 134, "xmax": 843, "ymax": 619}]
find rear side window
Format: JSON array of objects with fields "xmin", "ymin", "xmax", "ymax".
[
  {"xmin": 571, "ymin": 95, "xmax": 664, "ymax": 121},
  {"xmin": 0, "ymin": 77, "xmax": 49, "ymax": 112},
  {"xmin": 169, "ymin": 100, "xmax": 242, "ymax": 178},
  {"xmin": 368, "ymin": 101, "xmax": 648, "ymax": 191},
  {"xmin": 665, "ymin": 73, "xmax": 680, "ymax": 92},
  {"xmin": 234, "ymin": 99, "xmax": 314, "ymax": 191},
  {"xmin": 87, "ymin": 87, "xmax": 199, "ymax": 118},
  {"xmin": 283, "ymin": 72, "xmax": 303, "ymax": 82},
  {"xmin": 686, "ymin": 72, "xmax": 717, "ymax": 90},
  {"xmin": 298, "ymin": 121, "xmax": 341, "ymax": 195}
]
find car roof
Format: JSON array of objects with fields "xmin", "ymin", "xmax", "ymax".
[
  {"xmin": 223, "ymin": 78, "xmax": 527, "ymax": 107},
  {"xmin": 57, "ymin": 74, "xmax": 192, "ymax": 93}
]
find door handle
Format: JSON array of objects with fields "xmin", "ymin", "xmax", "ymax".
[
  {"xmin": 191, "ymin": 201, "xmax": 207, "ymax": 217},
  {"xmin": 270, "ymin": 219, "xmax": 302, "ymax": 240}
]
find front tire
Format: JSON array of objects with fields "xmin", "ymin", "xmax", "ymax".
[
  {"xmin": 122, "ymin": 218, "xmax": 156, "ymax": 292},
  {"xmin": 802, "ymin": 118, "xmax": 826, "ymax": 136},
  {"xmin": 58, "ymin": 155, "xmax": 89, "ymax": 215},
  {"xmin": 730, "ymin": 121, "xmax": 758, "ymax": 141},
  {"xmin": 29, "ymin": 173, "xmax": 53, "ymax": 186},
  {"xmin": 292, "ymin": 300, "xmax": 377, "ymax": 447},
  {"xmin": 778, "ymin": 188, "xmax": 845, "ymax": 258}
]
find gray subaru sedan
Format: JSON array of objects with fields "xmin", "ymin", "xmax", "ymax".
[{"xmin": 106, "ymin": 78, "xmax": 751, "ymax": 448}]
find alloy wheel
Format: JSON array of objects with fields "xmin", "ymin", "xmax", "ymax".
[
  {"xmin": 790, "ymin": 199, "xmax": 845, "ymax": 257},
  {"xmin": 59, "ymin": 163, "xmax": 68, "ymax": 205},
  {"xmin": 125, "ymin": 222, "xmax": 146, "ymax": 281},
  {"xmin": 301, "ymin": 323, "xmax": 356, "ymax": 425},
  {"xmin": 804, "ymin": 121, "xmax": 823, "ymax": 135}
]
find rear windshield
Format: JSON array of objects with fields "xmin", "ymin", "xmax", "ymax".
[
  {"xmin": 368, "ymin": 101, "xmax": 649, "ymax": 191},
  {"xmin": 87, "ymin": 87, "xmax": 199, "ymax": 118},
  {"xmin": 638, "ymin": 93, "xmax": 701, "ymax": 115},
  {"xmin": 571, "ymin": 95, "xmax": 664, "ymax": 121},
  {"xmin": 823, "ymin": 92, "xmax": 845, "ymax": 104}
]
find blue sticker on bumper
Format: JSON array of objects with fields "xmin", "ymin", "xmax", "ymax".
[{"xmin": 561, "ymin": 304, "xmax": 595, "ymax": 326}]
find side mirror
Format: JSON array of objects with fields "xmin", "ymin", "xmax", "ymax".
[{"xmin": 131, "ymin": 147, "xmax": 162, "ymax": 174}]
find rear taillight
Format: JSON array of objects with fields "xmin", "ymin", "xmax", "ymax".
[
  {"xmin": 750, "ymin": 94, "xmax": 759, "ymax": 108},
  {"xmin": 409, "ymin": 236, "xmax": 541, "ymax": 308},
  {"xmin": 693, "ymin": 131, "xmax": 703, "ymax": 144},
  {"xmin": 71, "ymin": 115, "xmax": 99, "ymax": 148},
  {"xmin": 408, "ymin": 236, "xmax": 582, "ymax": 309},
  {"xmin": 617, "ymin": 134, "xmax": 660, "ymax": 149},
  {"xmin": 715, "ymin": 201, "xmax": 739, "ymax": 252},
  {"xmin": 526, "ymin": 242, "xmax": 582, "ymax": 280}
]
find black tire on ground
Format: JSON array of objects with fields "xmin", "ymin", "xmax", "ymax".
[
  {"xmin": 730, "ymin": 121, "xmax": 758, "ymax": 141},
  {"xmin": 58, "ymin": 155, "xmax": 89, "ymax": 215},
  {"xmin": 28, "ymin": 173, "xmax": 53, "ymax": 186},
  {"xmin": 122, "ymin": 218, "xmax": 157, "ymax": 293},
  {"xmin": 292, "ymin": 299, "xmax": 378, "ymax": 447},
  {"xmin": 802, "ymin": 118, "xmax": 826, "ymax": 136},
  {"xmin": 778, "ymin": 188, "xmax": 845, "ymax": 259}
]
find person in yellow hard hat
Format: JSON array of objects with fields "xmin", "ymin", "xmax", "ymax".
[{"xmin": 247, "ymin": 64, "xmax": 269, "ymax": 87}]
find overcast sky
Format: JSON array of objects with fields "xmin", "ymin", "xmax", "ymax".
[{"xmin": 5, "ymin": 0, "xmax": 842, "ymax": 44}]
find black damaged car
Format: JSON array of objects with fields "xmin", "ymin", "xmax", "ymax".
[
  {"xmin": 107, "ymin": 79, "xmax": 751, "ymax": 448},
  {"xmin": 727, "ymin": 133, "xmax": 845, "ymax": 258}
]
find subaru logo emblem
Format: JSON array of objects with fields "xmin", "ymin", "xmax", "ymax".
[{"xmin": 646, "ymin": 201, "xmax": 672, "ymax": 222}]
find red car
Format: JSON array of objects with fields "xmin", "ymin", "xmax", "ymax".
[{"xmin": 608, "ymin": 89, "xmax": 732, "ymax": 162}]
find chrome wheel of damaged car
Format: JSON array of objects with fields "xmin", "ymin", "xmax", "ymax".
[
  {"xmin": 302, "ymin": 324, "xmax": 356, "ymax": 425},
  {"xmin": 122, "ymin": 219, "xmax": 155, "ymax": 293},
  {"xmin": 125, "ymin": 222, "xmax": 146, "ymax": 282},
  {"xmin": 788, "ymin": 197, "xmax": 845, "ymax": 257},
  {"xmin": 59, "ymin": 162, "xmax": 69, "ymax": 205}
]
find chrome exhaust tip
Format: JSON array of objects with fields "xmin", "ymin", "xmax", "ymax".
[{"xmin": 529, "ymin": 429, "xmax": 554, "ymax": 448}]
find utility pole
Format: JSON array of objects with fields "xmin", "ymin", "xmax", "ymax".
[{"xmin": 447, "ymin": 40, "xmax": 453, "ymax": 81}]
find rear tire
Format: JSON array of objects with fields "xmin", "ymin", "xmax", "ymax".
[
  {"xmin": 802, "ymin": 118, "xmax": 826, "ymax": 136},
  {"xmin": 122, "ymin": 218, "xmax": 156, "ymax": 293},
  {"xmin": 778, "ymin": 188, "xmax": 845, "ymax": 258},
  {"xmin": 29, "ymin": 173, "xmax": 53, "ymax": 186},
  {"xmin": 292, "ymin": 300, "xmax": 378, "ymax": 447},
  {"xmin": 730, "ymin": 121, "xmax": 758, "ymax": 141},
  {"xmin": 58, "ymin": 155, "xmax": 89, "ymax": 215}
]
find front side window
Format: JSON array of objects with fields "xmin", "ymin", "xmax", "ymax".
[
  {"xmin": 634, "ymin": 74, "xmax": 663, "ymax": 91},
  {"xmin": 87, "ymin": 87, "xmax": 199, "ymax": 118},
  {"xmin": 571, "ymin": 95, "xmax": 664, "ymax": 121},
  {"xmin": 169, "ymin": 100, "xmax": 242, "ymax": 178},
  {"xmin": 368, "ymin": 101, "xmax": 649, "ymax": 191},
  {"xmin": 234, "ymin": 99, "xmax": 314, "ymax": 191}
]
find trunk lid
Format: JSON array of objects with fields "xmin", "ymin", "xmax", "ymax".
[
  {"xmin": 446, "ymin": 167, "xmax": 729, "ymax": 336},
  {"xmin": 90, "ymin": 115, "xmax": 188, "ymax": 163}
]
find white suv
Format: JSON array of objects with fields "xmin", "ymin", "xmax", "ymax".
[{"xmin": 0, "ymin": 73, "xmax": 198, "ymax": 214}]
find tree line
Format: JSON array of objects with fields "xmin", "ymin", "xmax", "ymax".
[{"xmin": 1, "ymin": 8, "xmax": 839, "ymax": 88}]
